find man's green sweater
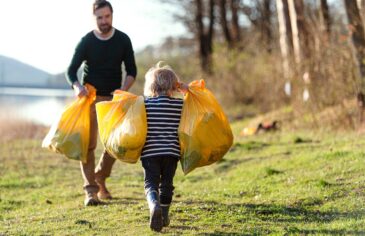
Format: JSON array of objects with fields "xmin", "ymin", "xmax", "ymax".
[{"xmin": 66, "ymin": 29, "xmax": 137, "ymax": 96}]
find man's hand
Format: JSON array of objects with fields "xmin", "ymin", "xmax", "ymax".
[
  {"xmin": 72, "ymin": 81, "xmax": 88, "ymax": 98},
  {"xmin": 111, "ymin": 75, "xmax": 135, "ymax": 95}
]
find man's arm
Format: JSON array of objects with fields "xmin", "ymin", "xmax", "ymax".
[
  {"xmin": 121, "ymin": 75, "xmax": 135, "ymax": 91},
  {"xmin": 122, "ymin": 35, "xmax": 137, "ymax": 91},
  {"xmin": 66, "ymin": 38, "xmax": 87, "ymax": 97}
]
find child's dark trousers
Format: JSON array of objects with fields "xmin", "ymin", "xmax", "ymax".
[{"xmin": 142, "ymin": 156, "xmax": 178, "ymax": 205}]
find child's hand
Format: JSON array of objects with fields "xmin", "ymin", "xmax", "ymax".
[{"xmin": 178, "ymin": 82, "xmax": 189, "ymax": 94}]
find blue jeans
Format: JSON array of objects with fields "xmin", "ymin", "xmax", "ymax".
[{"xmin": 141, "ymin": 157, "xmax": 178, "ymax": 205}]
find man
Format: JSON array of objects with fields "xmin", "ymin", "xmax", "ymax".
[{"xmin": 66, "ymin": 0, "xmax": 137, "ymax": 206}]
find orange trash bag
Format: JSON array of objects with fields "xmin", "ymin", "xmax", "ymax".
[
  {"xmin": 96, "ymin": 90, "xmax": 147, "ymax": 163},
  {"xmin": 178, "ymin": 80, "xmax": 234, "ymax": 175},
  {"xmin": 42, "ymin": 84, "xmax": 96, "ymax": 163}
]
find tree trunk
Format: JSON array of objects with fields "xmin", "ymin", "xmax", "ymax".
[
  {"xmin": 230, "ymin": 0, "xmax": 241, "ymax": 43},
  {"xmin": 288, "ymin": 0, "xmax": 301, "ymax": 65},
  {"xmin": 345, "ymin": 0, "xmax": 365, "ymax": 121},
  {"xmin": 262, "ymin": 0, "xmax": 272, "ymax": 53},
  {"xmin": 320, "ymin": 0, "xmax": 331, "ymax": 37},
  {"xmin": 283, "ymin": 0, "xmax": 294, "ymax": 52},
  {"xmin": 219, "ymin": 0, "xmax": 233, "ymax": 48},
  {"xmin": 276, "ymin": 0, "xmax": 291, "ymax": 82},
  {"xmin": 196, "ymin": 0, "xmax": 215, "ymax": 73}
]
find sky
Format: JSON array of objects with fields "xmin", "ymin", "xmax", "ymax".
[{"xmin": 0, "ymin": 0, "xmax": 186, "ymax": 74}]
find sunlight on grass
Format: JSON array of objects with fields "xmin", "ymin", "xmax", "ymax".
[{"xmin": 1, "ymin": 126, "xmax": 365, "ymax": 234}]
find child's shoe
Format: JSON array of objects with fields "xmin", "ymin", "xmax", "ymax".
[
  {"xmin": 161, "ymin": 204, "xmax": 170, "ymax": 227},
  {"xmin": 147, "ymin": 191, "xmax": 163, "ymax": 232}
]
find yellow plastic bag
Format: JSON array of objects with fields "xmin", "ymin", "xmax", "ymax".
[
  {"xmin": 42, "ymin": 84, "xmax": 96, "ymax": 163},
  {"xmin": 96, "ymin": 90, "xmax": 147, "ymax": 163},
  {"xmin": 178, "ymin": 80, "xmax": 233, "ymax": 175}
]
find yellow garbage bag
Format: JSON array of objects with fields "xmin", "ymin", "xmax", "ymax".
[
  {"xmin": 96, "ymin": 90, "xmax": 147, "ymax": 163},
  {"xmin": 178, "ymin": 80, "xmax": 234, "ymax": 175},
  {"xmin": 42, "ymin": 84, "xmax": 96, "ymax": 163}
]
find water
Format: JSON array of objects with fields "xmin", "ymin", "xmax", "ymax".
[{"xmin": 0, "ymin": 87, "xmax": 74, "ymax": 126}]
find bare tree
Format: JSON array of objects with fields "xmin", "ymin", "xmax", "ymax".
[
  {"xmin": 344, "ymin": 0, "xmax": 365, "ymax": 121},
  {"xmin": 288, "ymin": 0, "xmax": 302, "ymax": 65},
  {"xmin": 283, "ymin": 0, "xmax": 294, "ymax": 52},
  {"xmin": 230, "ymin": 0, "xmax": 241, "ymax": 43},
  {"xmin": 262, "ymin": 0, "xmax": 272, "ymax": 53},
  {"xmin": 276, "ymin": 0, "xmax": 291, "ymax": 82},
  {"xmin": 320, "ymin": 0, "xmax": 331, "ymax": 37},
  {"xmin": 219, "ymin": 0, "xmax": 233, "ymax": 48},
  {"xmin": 241, "ymin": 0, "xmax": 273, "ymax": 52},
  {"xmin": 196, "ymin": 0, "xmax": 215, "ymax": 73}
]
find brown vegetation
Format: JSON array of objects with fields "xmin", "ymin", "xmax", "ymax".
[{"xmin": 0, "ymin": 118, "xmax": 47, "ymax": 142}]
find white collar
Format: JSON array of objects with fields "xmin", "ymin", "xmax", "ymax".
[{"xmin": 93, "ymin": 28, "xmax": 115, "ymax": 41}]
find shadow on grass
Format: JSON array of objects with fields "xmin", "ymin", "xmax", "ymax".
[
  {"xmin": 172, "ymin": 200, "xmax": 365, "ymax": 234},
  {"xmin": 231, "ymin": 141, "xmax": 270, "ymax": 152},
  {"xmin": 215, "ymin": 158, "xmax": 255, "ymax": 173},
  {"xmin": 103, "ymin": 196, "xmax": 145, "ymax": 205},
  {"xmin": 286, "ymin": 228, "xmax": 365, "ymax": 235},
  {"xmin": 169, "ymin": 225, "xmax": 200, "ymax": 231}
]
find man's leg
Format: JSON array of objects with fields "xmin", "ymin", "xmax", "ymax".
[
  {"xmin": 90, "ymin": 95, "xmax": 114, "ymax": 199},
  {"xmin": 159, "ymin": 157, "xmax": 178, "ymax": 227},
  {"xmin": 80, "ymin": 98, "xmax": 100, "ymax": 206},
  {"xmin": 95, "ymin": 150, "xmax": 116, "ymax": 199}
]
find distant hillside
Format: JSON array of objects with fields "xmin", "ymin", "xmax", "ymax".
[{"xmin": 0, "ymin": 55, "xmax": 69, "ymax": 89}]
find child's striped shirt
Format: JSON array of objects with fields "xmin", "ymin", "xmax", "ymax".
[{"xmin": 141, "ymin": 95, "xmax": 183, "ymax": 159}]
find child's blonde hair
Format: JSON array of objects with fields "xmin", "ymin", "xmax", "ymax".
[{"xmin": 144, "ymin": 62, "xmax": 180, "ymax": 97}]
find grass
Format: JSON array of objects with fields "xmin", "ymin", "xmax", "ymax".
[{"xmin": 1, "ymin": 121, "xmax": 365, "ymax": 235}]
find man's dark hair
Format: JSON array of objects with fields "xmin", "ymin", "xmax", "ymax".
[{"xmin": 93, "ymin": 0, "xmax": 113, "ymax": 14}]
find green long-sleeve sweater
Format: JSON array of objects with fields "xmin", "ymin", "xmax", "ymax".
[{"xmin": 66, "ymin": 29, "xmax": 137, "ymax": 96}]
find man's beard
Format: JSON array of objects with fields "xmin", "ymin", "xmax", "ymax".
[{"xmin": 99, "ymin": 24, "xmax": 112, "ymax": 34}]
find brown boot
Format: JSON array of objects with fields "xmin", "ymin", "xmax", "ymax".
[{"xmin": 84, "ymin": 192, "xmax": 101, "ymax": 206}]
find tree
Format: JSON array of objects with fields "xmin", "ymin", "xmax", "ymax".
[
  {"xmin": 288, "ymin": 0, "xmax": 302, "ymax": 65},
  {"xmin": 276, "ymin": 0, "xmax": 291, "ymax": 82},
  {"xmin": 219, "ymin": 0, "xmax": 233, "ymax": 48},
  {"xmin": 320, "ymin": 0, "xmax": 331, "ymax": 37},
  {"xmin": 344, "ymin": 0, "xmax": 365, "ymax": 121},
  {"xmin": 262, "ymin": 0, "xmax": 272, "ymax": 52},
  {"xmin": 196, "ymin": 0, "xmax": 215, "ymax": 73},
  {"xmin": 230, "ymin": 0, "xmax": 241, "ymax": 43},
  {"xmin": 241, "ymin": 0, "xmax": 274, "ymax": 52}
]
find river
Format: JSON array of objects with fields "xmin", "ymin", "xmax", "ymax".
[{"xmin": 0, "ymin": 87, "xmax": 74, "ymax": 126}]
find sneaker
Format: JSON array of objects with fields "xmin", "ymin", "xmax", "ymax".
[{"xmin": 84, "ymin": 192, "xmax": 101, "ymax": 206}]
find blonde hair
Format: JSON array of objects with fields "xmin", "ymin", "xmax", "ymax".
[{"xmin": 144, "ymin": 62, "xmax": 180, "ymax": 97}]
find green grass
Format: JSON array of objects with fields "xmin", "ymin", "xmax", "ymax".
[{"xmin": 1, "ymin": 126, "xmax": 365, "ymax": 235}]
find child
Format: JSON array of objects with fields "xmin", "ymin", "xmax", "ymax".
[{"xmin": 141, "ymin": 62, "xmax": 188, "ymax": 232}]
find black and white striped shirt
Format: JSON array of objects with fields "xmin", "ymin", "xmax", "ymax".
[{"xmin": 141, "ymin": 95, "xmax": 183, "ymax": 159}]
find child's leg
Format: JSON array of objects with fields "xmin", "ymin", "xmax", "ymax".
[
  {"xmin": 142, "ymin": 157, "xmax": 162, "ymax": 194},
  {"xmin": 159, "ymin": 157, "xmax": 179, "ymax": 227},
  {"xmin": 141, "ymin": 157, "xmax": 163, "ymax": 232}
]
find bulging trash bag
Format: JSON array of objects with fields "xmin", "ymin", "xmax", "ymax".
[
  {"xmin": 96, "ymin": 90, "xmax": 147, "ymax": 163},
  {"xmin": 178, "ymin": 80, "xmax": 233, "ymax": 175},
  {"xmin": 42, "ymin": 84, "xmax": 96, "ymax": 163}
]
